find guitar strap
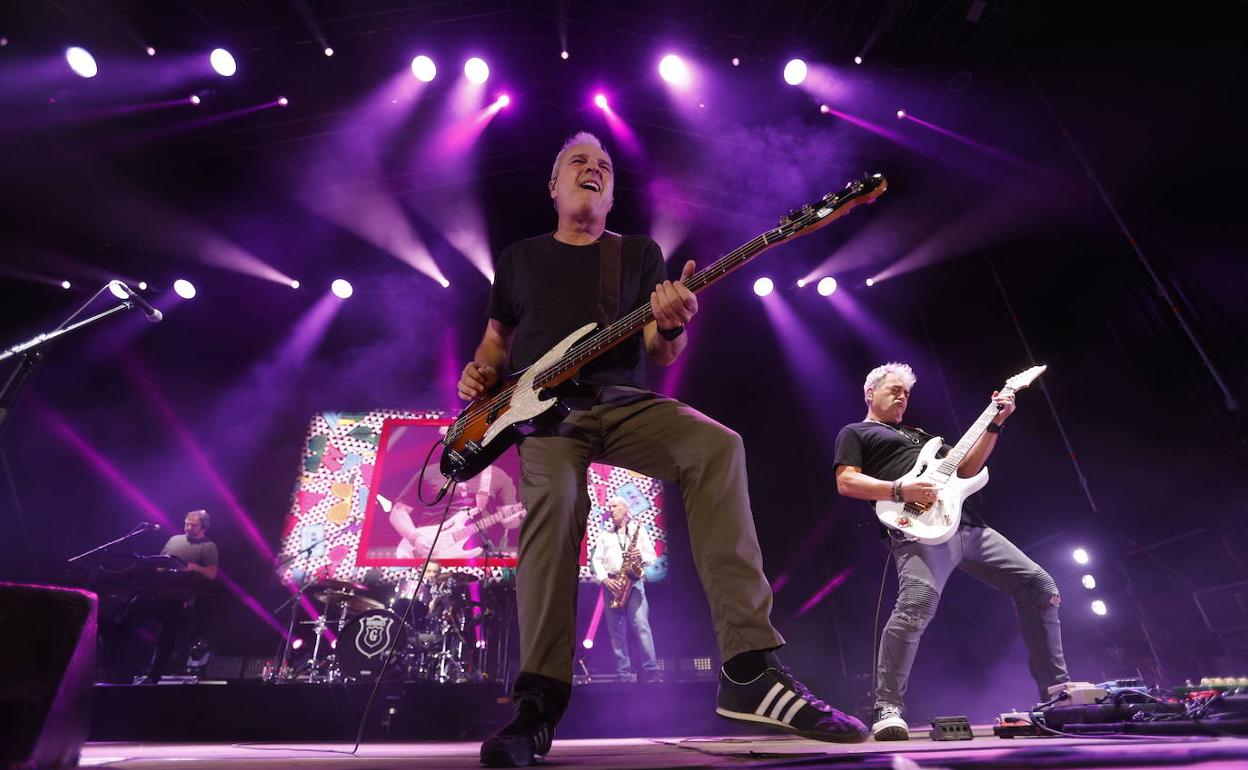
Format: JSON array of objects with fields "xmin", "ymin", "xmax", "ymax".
[{"xmin": 597, "ymin": 232, "xmax": 622, "ymax": 325}]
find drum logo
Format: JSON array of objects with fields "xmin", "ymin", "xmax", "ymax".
[{"xmin": 355, "ymin": 614, "xmax": 393, "ymax": 659}]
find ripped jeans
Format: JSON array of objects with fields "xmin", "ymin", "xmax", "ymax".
[{"xmin": 875, "ymin": 525, "xmax": 1069, "ymax": 709}]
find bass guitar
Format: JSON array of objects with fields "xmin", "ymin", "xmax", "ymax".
[
  {"xmin": 874, "ymin": 365, "xmax": 1047, "ymax": 544},
  {"xmin": 441, "ymin": 173, "xmax": 888, "ymax": 482}
]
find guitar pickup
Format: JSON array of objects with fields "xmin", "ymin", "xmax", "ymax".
[{"xmin": 464, "ymin": 440, "xmax": 483, "ymax": 455}]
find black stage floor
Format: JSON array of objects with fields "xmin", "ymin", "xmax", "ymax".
[{"xmin": 79, "ymin": 733, "xmax": 1248, "ymax": 770}]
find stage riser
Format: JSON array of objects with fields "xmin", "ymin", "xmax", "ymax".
[{"xmin": 89, "ymin": 680, "xmax": 751, "ymax": 742}]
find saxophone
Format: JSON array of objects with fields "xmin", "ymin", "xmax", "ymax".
[{"xmin": 607, "ymin": 524, "xmax": 645, "ymax": 609}]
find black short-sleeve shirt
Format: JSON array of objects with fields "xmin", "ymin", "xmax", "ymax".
[
  {"xmin": 487, "ymin": 233, "xmax": 666, "ymax": 389},
  {"xmin": 834, "ymin": 421, "xmax": 984, "ymax": 528}
]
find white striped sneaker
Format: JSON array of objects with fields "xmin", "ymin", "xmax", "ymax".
[
  {"xmin": 716, "ymin": 666, "xmax": 868, "ymax": 743},
  {"xmin": 871, "ymin": 703, "xmax": 909, "ymax": 740}
]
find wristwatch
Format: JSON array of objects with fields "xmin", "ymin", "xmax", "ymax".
[
  {"xmin": 985, "ymin": 422, "xmax": 1003, "ymax": 434},
  {"xmin": 658, "ymin": 324, "xmax": 686, "ymax": 341}
]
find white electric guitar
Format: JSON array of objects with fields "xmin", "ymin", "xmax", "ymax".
[
  {"xmin": 874, "ymin": 365, "xmax": 1047, "ymax": 544},
  {"xmin": 397, "ymin": 503, "xmax": 526, "ymax": 559}
]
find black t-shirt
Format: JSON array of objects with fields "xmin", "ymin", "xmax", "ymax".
[
  {"xmin": 486, "ymin": 233, "xmax": 666, "ymax": 388},
  {"xmin": 833, "ymin": 421, "xmax": 984, "ymax": 528}
]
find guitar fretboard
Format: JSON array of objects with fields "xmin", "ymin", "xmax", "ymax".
[{"xmin": 932, "ymin": 387, "xmax": 1017, "ymax": 479}]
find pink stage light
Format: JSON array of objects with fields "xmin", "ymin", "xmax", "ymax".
[
  {"xmin": 189, "ymin": 94, "xmax": 201, "ymax": 105},
  {"xmin": 277, "ymin": 96, "xmax": 289, "ymax": 107},
  {"xmin": 582, "ymin": 638, "xmax": 594, "ymax": 650},
  {"xmin": 731, "ymin": 57, "xmax": 740, "ymax": 66},
  {"xmin": 658, "ymin": 54, "xmax": 690, "ymax": 88},
  {"xmin": 411, "ymin": 55, "xmax": 436, "ymax": 82},
  {"xmin": 897, "ymin": 109, "xmax": 907, "ymax": 119},
  {"xmin": 210, "ymin": 48, "xmax": 237, "ymax": 77},
  {"xmin": 464, "ymin": 57, "xmax": 489, "ymax": 84},
  {"xmin": 753, "ymin": 277, "xmax": 774, "ymax": 297},
  {"xmin": 291, "ymin": 638, "xmax": 304, "ymax": 651},
  {"xmin": 783, "ymin": 58, "xmax": 808, "ymax": 86},
  {"xmin": 494, "ymin": 93, "xmax": 510, "ymax": 109},
  {"xmin": 820, "ymin": 104, "xmax": 830, "ymax": 114},
  {"xmin": 593, "ymin": 93, "xmax": 608, "ymax": 110}
]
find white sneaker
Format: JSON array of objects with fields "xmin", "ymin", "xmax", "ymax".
[{"xmin": 871, "ymin": 703, "xmax": 909, "ymax": 741}]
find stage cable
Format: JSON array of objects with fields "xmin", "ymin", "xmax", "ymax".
[
  {"xmin": 869, "ymin": 546, "xmax": 891, "ymax": 708},
  {"xmin": 350, "ymin": 480, "xmax": 457, "ymax": 754}
]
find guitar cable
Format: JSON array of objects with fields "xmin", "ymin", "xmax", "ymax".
[
  {"xmin": 869, "ymin": 547, "xmax": 892, "ymax": 713},
  {"xmin": 349, "ymin": 479, "xmax": 458, "ymax": 754}
]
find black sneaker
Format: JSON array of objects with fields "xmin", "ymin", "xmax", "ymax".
[
  {"xmin": 479, "ymin": 696, "xmax": 555, "ymax": 768},
  {"xmin": 480, "ymin": 673, "xmax": 569, "ymax": 768},
  {"xmin": 716, "ymin": 665, "xmax": 868, "ymax": 743},
  {"xmin": 870, "ymin": 703, "xmax": 909, "ymax": 741}
]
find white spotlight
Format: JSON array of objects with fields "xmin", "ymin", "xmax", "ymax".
[
  {"xmin": 865, "ymin": 277, "xmax": 875, "ymax": 287},
  {"xmin": 277, "ymin": 96, "xmax": 289, "ymax": 107},
  {"xmin": 1081, "ymin": 575, "xmax": 1096, "ymax": 590},
  {"xmin": 210, "ymin": 48, "xmax": 237, "ymax": 77},
  {"xmin": 1072, "ymin": 548, "xmax": 1090, "ymax": 565},
  {"xmin": 108, "ymin": 281, "xmax": 129, "ymax": 300},
  {"xmin": 896, "ymin": 109, "xmax": 907, "ymax": 119},
  {"xmin": 137, "ymin": 281, "xmax": 148, "ymax": 291},
  {"xmin": 854, "ymin": 55, "xmax": 863, "ymax": 65},
  {"xmin": 65, "ymin": 47, "xmax": 98, "ymax": 79},
  {"xmin": 783, "ymin": 58, "xmax": 808, "ymax": 86},
  {"xmin": 796, "ymin": 278, "xmax": 807, "ymax": 288},
  {"xmin": 290, "ymin": 279, "xmax": 301, "ymax": 289},
  {"xmin": 581, "ymin": 638, "xmax": 593, "ymax": 650},
  {"xmin": 1091, "ymin": 600, "xmax": 1108, "ymax": 616},
  {"xmin": 411, "ymin": 55, "xmax": 436, "ymax": 82},
  {"xmin": 819, "ymin": 104, "xmax": 830, "ymax": 114},
  {"xmin": 60, "ymin": 280, "xmax": 72, "ymax": 290},
  {"xmin": 658, "ymin": 54, "xmax": 691, "ymax": 88},
  {"xmin": 331, "ymin": 279, "xmax": 353, "ymax": 299},
  {"xmin": 464, "ymin": 57, "xmax": 490, "ymax": 84},
  {"xmin": 753, "ymin": 277, "xmax": 774, "ymax": 297},
  {"xmin": 731, "ymin": 57, "xmax": 741, "ymax": 67},
  {"xmin": 439, "ymin": 278, "xmax": 451, "ymax": 288},
  {"xmin": 560, "ymin": 50, "xmax": 569, "ymax": 60},
  {"xmin": 324, "ymin": 47, "xmax": 334, "ymax": 57},
  {"xmin": 189, "ymin": 94, "xmax": 201, "ymax": 105},
  {"xmin": 173, "ymin": 279, "xmax": 197, "ymax": 299},
  {"xmin": 145, "ymin": 46, "xmax": 156, "ymax": 57},
  {"xmin": 817, "ymin": 277, "xmax": 838, "ymax": 296}
]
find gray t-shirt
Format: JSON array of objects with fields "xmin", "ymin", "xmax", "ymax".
[{"xmin": 161, "ymin": 535, "xmax": 219, "ymax": 568}]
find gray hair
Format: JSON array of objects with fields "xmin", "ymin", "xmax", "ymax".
[
  {"xmin": 550, "ymin": 130, "xmax": 610, "ymax": 184},
  {"xmin": 187, "ymin": 509, "xmax": 210, "ymax": 529},
  {"xmin": 863, "ymin": 362, "xmax": 917, "ymax": 403}
]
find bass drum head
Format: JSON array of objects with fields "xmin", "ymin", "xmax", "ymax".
[{"xmin": 337, "ymin": 609, "xmax": 407, "ymax": 680}]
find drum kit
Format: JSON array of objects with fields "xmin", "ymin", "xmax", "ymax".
[{"xmin": 285, "ymin": 572, "xmax": 487, "ymax": 684}]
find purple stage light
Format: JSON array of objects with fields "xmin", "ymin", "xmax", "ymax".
[
  {"xmin": 189, "ymin": 94, "xmax": 201, "ymax": 105},
  {"xmin": 108, "ymin": 281, "xmax": 129, "ymax": 300},
  {"xmin": 593, "ymin": 93, "xmax": 609, "ymax": 110},
  {"xmin": 865, "ymin": 277, "xmax": 875, "ymax": 287},
  {"xmin": 796, "ymin": 278, "xmax": 807, "ymax": 288},
  {"xmin": 1081, "ymin": 574, "xmax": 1096, "ymax": 589},
  {"xmin": 854, "ymin": 55, "xmax": 863, "ymax": 65},
  {"xmin": 66, "ymin": 47, "xmax": 98, "ymax": 79},
  {"xmin": 331, "ymin": 278, "xmax": 353, "ymax": 299},
  {"xmin": 1091, "ymin": 599, "xmax": 1108, "ymax": 616},
  {"xmin": 817, "ymin": 276, "xmax": 838, "ymax": 296},
  {"xmin": 560, "ymin": 50, "xmax": 569, "ymax": 60},
  {"xmin": 896, "ymin": 109, "xmax": 907, "ymax": 119},
  {"xmin": 324, "ymin": 47, "xmax": 334, "ymax": 57},
  {"xmin": 278, "ymin": 96, "xmax": 289, "ymax": 107},
  {"xmin": 439, "ymin": 277, "xmax": 451, "ymax": 288},
  {"xmin": 464, "ymin": 57, "xmax": 489, "ymax": 84},
  {"xmin": 658, "ymin": 54, "xmax": 690, "ymax": 88},
  {"xmin": 581, "ymin": 638, "xmax": 593, "ymax": 650},
  {"xmin": 1072, "ymin": 547, "xmax": 1090, "ymax": 565},
  {"xmin": 731, "ymin": 57, "xmax": 740, "ymax": 66},
  {"xmin": 210, "ymin": 48, "xmax": 237, "ymax": 77},
  {"xmin": 145, "ymin": 46, "xmax": 156, "ymax": 57},
  {"xmin": 792, "ymin": 568, "xmax": 853, "ymax": 619},
  {"xmin": 494, "ymin": 93, "xmax": 510, "ymax": 109},
  {"xmin": 411, "ymin": 55, "xmax": 436, "ymax": 82},
  {"xmin": 753, "ymin": 277, "xmax": 774, "ymax": 297},
  {"xmin": 783, "ymin": 58, "xmax": 808, "ymax": 86},
  {"xmin": 173, "ymin": 279, "xmax": 196, "ymax": 299},
  {"xmin": 138, "ymin": 281, "xmax": 148, "ymax": 291},
  {"xmin": 291, "ymin": 638, "xmax": 304, "ymax": 651},
  {"xmin": 820, "ymin": 104, "xmax": 830, "ymax": 114},
  {"xmin": 289, "ymin": 279, "xmax": 300, "ymax": 289},
  {"xmin": 60, "ymin": 280, "xmax": 72, "ymax": 290}
]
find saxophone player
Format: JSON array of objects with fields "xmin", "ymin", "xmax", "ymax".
[{"xmin": 591, "ymin": 496, "xmax": 660, "ymax": 682}]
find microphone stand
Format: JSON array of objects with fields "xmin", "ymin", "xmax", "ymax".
[{"xmin": 66, "ymin": 523, "xmax": 152, "ymax": 565}]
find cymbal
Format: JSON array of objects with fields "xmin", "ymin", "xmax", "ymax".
[
  {"xmin": 318, "ymin": 592, "xmax": 385, "ymax": 613},
  {"xmin": 307, "ymin": 579, "xmax": 369, "ymax": 603}
]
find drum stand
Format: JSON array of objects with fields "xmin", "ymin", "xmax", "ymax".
[{"xmin": 307, "ymin": 601, "xmax": 348, "ymax": 683}]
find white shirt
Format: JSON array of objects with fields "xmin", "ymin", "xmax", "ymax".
[{"xmin": 591, "ymin": 519, "xmax": 657, "ymax": 582}]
